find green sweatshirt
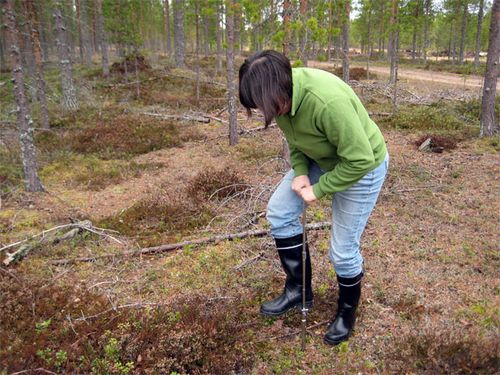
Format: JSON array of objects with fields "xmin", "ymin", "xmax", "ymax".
[{"xmin": 275, "ymin": 67, "xmax": 387, "ymax": 199}]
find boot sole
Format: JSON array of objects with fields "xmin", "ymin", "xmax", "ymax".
[{"xmin": 260, "ymin": 301, "xmax": 313, "ymax": 317}]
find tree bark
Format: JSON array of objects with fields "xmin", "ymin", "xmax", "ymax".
[
  {"xmin": 24, "ymin": 0, "xmax": 50, "ymax": 129},
  {"xmin": 412, "ymin": 0, "xmax": 420, "ymax": 61},
  {"xmin": 459, "ymin": 1, "xmax": 468, "ymax": 65},
  {"xmin": 389, "ymin": 0, "xmax": 399, "ymax": 84},
  {"xmin": 299, "ymin": 0, "xmax": 308, "ymax": 66},
  {"xmin": 80, "ymin": 0, "xmax": 93, "ymax": 64},
  {"xmin": 96, "ymin": 0, "xmax": 109, "ymax": 76},
  {"xmin": 474, "ymin": 0, "xmax": 485, "ymax": 67},
  {"xmin": 226, "ymin": 0, "xmax": 238, "ymax": 146},
  {"xmin": 283, "ymin": 0, "xmax": 291, "ymax": 57},
  {"xmin": 378, "ymin": 0, "xmax": 385, "ymax": 56},
  {"xmin": 173, "ymin": 0, "xmax": 185, "ymax": 67},
  {"xmin": 234, "ymin": 1, "xmax": 241, "ymax": 53},
  {"xmin": 54, "ymin": 1, "xmax": 79, "ymax": 111},
  {"xmin": 215, "ymin": 1, "xmax": 222, "ymax": 75},
  {"xmin": 3, "ymin": 0, "xmax": 44, "ymax": 192},
  {"xmin": 480, "ymin": 0, "xmax": 500, "ymax": 137},
  {"xmin": 163, "ymin": 0, "xmax": 172, "ymax": 54},
  {"xmin": 342, "ymin": 0, "xmax": 351, "ymax": 82},
  {"xmin": 423, "ymin": 0, "xmax": 431, "ymax": 64}
]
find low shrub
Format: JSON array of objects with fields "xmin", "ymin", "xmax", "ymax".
[
  {"xmin": 381, "ymin": 104, "xmax": 466, "ymax": 131},
  {"xmin": 100, "ymin": 191, "xmax": 213, "ymax": 238},
  {"xmin": 387, "ymin": 327, "xmax": 499, "ymax": 374},
  {"xmin": 36, "ymin": 112, "xmax": 182, "ymax": 159},
  {"xmin": 186, "ymin": 167, "xmax": 248, "ymax": 201},
  {"xmin": 0, "ymin": 273, "xmax": 254, "ymax": 374}
]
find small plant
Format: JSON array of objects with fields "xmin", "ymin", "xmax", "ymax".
[
  {"xmin": 35, "ymin": 319, "xmax": 52, "ymax": 333},
  {"xmin": 187, "ymin": 167, "xmax": 248, "ymax": 201}
]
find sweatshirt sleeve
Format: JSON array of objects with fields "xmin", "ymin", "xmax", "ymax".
[
  {"xmin": 289, "ymin": 142, "xmax": 310, "ymax": 176},
  {"xmin": 312, "ymin": 98, "xmax": 378, "ymax": 199}
]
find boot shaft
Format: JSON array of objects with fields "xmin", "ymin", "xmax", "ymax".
[{"xmin": 275, "ymin": 234, "xmax": 312, "ymax": 293}]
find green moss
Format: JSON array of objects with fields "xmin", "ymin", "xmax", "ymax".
[{"xmin": 40, "ymin": 153, "xmax": 162, "ymax": 191}]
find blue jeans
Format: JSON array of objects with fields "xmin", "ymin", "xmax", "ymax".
[{"xmin": 267, "ymin": 154, "xmax": 389, "ymax": 278}]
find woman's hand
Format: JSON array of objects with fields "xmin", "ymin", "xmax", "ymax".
[
  {"xmin": 291, "ymin": 175, "xmax": 311, "ymax": 194},
  {"xmin": 299, "ymin": 186, "xmax": 317, "ymax": 203}
]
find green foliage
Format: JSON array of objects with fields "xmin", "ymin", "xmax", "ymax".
[{"xmin": 382, "ymin": 104, "xmax": 467, "ymax": 131}]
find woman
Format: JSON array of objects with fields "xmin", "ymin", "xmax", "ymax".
[{"xmin": 239, "ymin": 50, "xmax": 388, "ymax": 345}]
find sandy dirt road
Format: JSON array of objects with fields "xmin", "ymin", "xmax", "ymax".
[{"xmin": 310, "ymin": 61, "xmax": 496, "ymax": 92}]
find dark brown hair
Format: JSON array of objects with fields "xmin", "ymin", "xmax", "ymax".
[{"xmin": 238, "ymin": 50, "xmax": 293, "ymax": 127}]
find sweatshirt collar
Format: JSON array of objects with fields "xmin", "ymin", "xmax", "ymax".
[{"xmin": 290, "ymin": 68, "xmax": 304, "ymax": 117}]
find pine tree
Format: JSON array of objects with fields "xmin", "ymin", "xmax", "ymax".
[
  {"xmin": 2, "ymin": 0, "xmax": 44, "ymax": 192},
  {"xmin": 54, "ymin": 0, "xmax": 79, "ymax": 111},
  {"xmin": 480, "ymin": 0, "xmax": 500, "ymax": 136}
]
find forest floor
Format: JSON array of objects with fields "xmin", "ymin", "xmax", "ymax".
[{"xmin": 0, "ymin": 57, "xmax": 499, "ymax": 374}]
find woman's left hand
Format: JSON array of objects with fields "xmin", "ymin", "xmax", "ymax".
[{"xmin": 299, "ymin": 186, "xmax": 317, "ymax": 203}]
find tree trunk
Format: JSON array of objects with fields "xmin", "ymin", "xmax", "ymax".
[
  {"xmin": 3, "ymin": 0, "xmax": 44, "ymax": 192},
  {"xmin": 283, "ymin": 0, "xmax": 291, "ymax": 57},
  {"xmin": 459, "ymin": 1, "xmax": 468, "ymax": 65},
  {"xmin": 342, "ymin": 0, "xmax": 350, "ymax": 82},
  {"xmin": 378, "ymin": 0, "xmax": 385, "ymax": 56},
  {"xmin": 480, "ymin": 0, "xmax": 500, "ymax": 137},
  {"xmin": 164, "ymin": 0, "xmax": 172, "ymax": 54},
  {"xmin": 234, "ymin": 2, "xmax": 241, "ymax": 53},
  {"xmin": 173, "ymin": 0, "xmax": 185, "ymax": 67},
  {"xmin": 299, "ymin": 0, "xmax": 308, "ymax": 66},
  {"xmin": 81, "ymin": 0, "xmax": 93, "ymax": 64},
  {"xmin": 366, "ymin": 0, "xmax": 372, "ymax": 78},
  {"xmin": 327, "ymin": 1, "xmax": 333, "ymax": 60},
  {"xmin": 96, "ymin": 0, "xmax": 109, "ymax": 76},
  {"xmin": 389, "ymin": 0, "xmax": 399, "ymax": 84},
  {"xmin": 76, "ymin": 0, "xmax": 84, "ymax": 63},
  {"xmin": 54, "ymin": 1, "xmax": 79, "ymax": 111},
  {"xmin": 474, "ymin": 0, "xmax": 484, "ymax": 67},
  {"xmin": 216, "ymin": 1, "xmax": 222, "ymax": 75},
  {"xmin": 195, "ymin": 0, "xmax": 200, "ymax": 105},
  {"xmin": 226, "ymin": 0, "xmax": 238, "ymax": 146},
  {"xmin": 423, "ymin": 0, "xmax": 431, "ymax": 64},
  {"xmin": 22, "ymin": 18, "xmax": 38, "ymax": 101},
  {"xmin": 24, "ymin": 0, "xmax": 50, "ymax": 129},
  {"xmin": 412, "ymin": 0, "xmax": 420, "ymax": 61}
]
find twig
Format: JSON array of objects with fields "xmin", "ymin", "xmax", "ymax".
[
  {"xmin": 233, "ymin": 252, "xmax": 264, "ymax": 270},
  {"xmin": 50, "ymin": 222, "xmax": 332, "ymax": 266},
  {"xmin": 142, "ymin": 112, "xmax": 210, "ymax": 123}
]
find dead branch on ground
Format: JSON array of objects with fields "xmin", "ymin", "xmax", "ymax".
[
  {"xmin": 2, "ymin": 220, "xmax": 124, "ymax": 266},
  {"xmin": 50, "ymin": 222, "xmax": 331, "ymax": 266},
  {"xmin": 142, "ymin": 111, "xmax": 210, "ymax": 123}
]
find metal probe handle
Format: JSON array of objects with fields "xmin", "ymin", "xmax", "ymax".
[{"xmin": 301, "ymin": 202, "xmax": 308, "ymax": 351}]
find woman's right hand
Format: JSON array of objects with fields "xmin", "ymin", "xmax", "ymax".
[{"xmin": 291, "ymin": 175, "xmax": 311, "ymax": 195}]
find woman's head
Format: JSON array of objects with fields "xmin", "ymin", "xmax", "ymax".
[{"xmin": 239, "ymin": 50, "xmax": 292, "ymax": 127}]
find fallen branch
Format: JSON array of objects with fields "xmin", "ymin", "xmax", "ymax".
[
  {"xmin": 368, "ymin": 111, "xmax": 392, "ymax": 116},
  {"xmin": 2, "ymin": 220, "xmax": 123, "ymax": 266},
  {"xmin": 142, "ymin": 112, "xmax": 210, "ymax": 123},
  {"xmin": 51, "ymin": 221, "xmax": 332, "ymax": 266}
]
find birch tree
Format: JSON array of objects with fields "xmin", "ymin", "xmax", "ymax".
[{"xmin": 2, "ymin": 0, "xmax": 44, "ymax": 192}]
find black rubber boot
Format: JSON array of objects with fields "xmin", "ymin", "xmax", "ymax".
[
  {"xmin": 324, "ymin": 272, "xmax": 363, "ymax": 345},
  {"xmin": 260, "ymin": 234, "xmax": 313, "ymax": 316}
]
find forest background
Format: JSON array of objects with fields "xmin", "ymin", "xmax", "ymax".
[{"xmin": 0, "ymin": 0, "xmax": 499, "ymax": 374}]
